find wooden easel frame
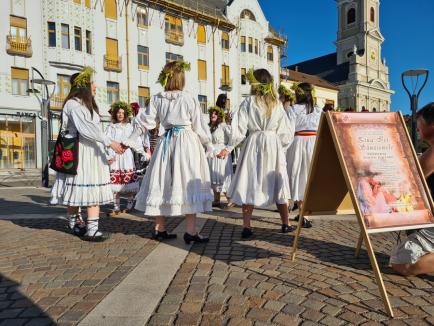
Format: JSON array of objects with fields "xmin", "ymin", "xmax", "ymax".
[{"xmin": 290, "ymin": 111, "xmax": 434, "ymax": 318}]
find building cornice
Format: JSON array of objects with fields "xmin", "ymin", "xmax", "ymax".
[{"xmin": 136, "ymin": 0, "xmax": 236, "ymax": 31}]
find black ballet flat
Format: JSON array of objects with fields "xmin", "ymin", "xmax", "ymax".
[
  {"xmin": 82, "ymin": 231, "xmax": 111, "ymax": 242},
  {"xmin": 293, "ymin": 215, "xmax": 313, "ymax": 228},
  {"xmin": 281, "ymin": 224, "xmax": 296, "ymax": 233},
  {"xmin": 152, "ymin": 230, "xmax": 177, "ymax": 241},
  {"xmin": 183, "ymin": 233, "xmax": 209, "ymax": 244},
  {"xmin": 241, "ymin": 227, "xmax": 253, "ymax": 239}
]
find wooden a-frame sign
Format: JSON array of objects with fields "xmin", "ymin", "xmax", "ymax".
[{"xmin": 291, "ymin": 111, "xmax": 434, "ymax": 318}]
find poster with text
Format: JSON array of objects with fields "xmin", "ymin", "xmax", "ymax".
[{"xmin": 332, "ymin": 112, "xmax": 434, "ymax": 231}]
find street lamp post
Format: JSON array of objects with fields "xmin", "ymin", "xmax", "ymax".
[
  {"xmin": 402, "ymin": 69, "xmax": 429, "ymax": 151},
  {"xmin": 28, "ymin": 68, "xmax": 55, "ymax": 188}
]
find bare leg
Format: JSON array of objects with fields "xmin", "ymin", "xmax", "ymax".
[
  {"xmin": 155, "ymin": 216, "xmax": 166, "ymax": 232},
  {"xmin": 276, "ymin": 203, "xmax": 290, "ymax": 226},
  {"xmin": 87, "ymin": 205, "xmax": 100, "ymax": 218},
  {"xmin": 392, "ymin": 253, "xmax": 434, "ymax": 276},
  {"xmin": 185, "ymin": 214, "xmax": 196, "ymax": 235},
  {"xmin": 242, "ymin": 205, "xmax": 254, "ymax": 228}
]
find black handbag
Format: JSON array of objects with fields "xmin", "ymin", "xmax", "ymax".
[{"xmin": 50, "ymin": 112, "xmax": 79, "ymax": 175}]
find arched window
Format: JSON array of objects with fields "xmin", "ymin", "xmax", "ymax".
[
  {"xmin": 370, "ymin": 7, "xmax": 375, "ymax": 23},
  {"xmin": 267, "ymin": 46, "xmax": 273, "ymax": 62},
  {"xmin": 105, "ymin": 0, "xmax": 117, "ymax": 20},
  {"xmin": 347, "ymin": 8, "xmax": 356, "ymax": 24},
  {"xmin": 197, "ymin": 24, "xmax": 206, "ymax": 44},
  {"xmin": 221, "ymin": 32, "xmax": 229, "ymax": 50},
  {"xmin": 165, "ymin": 15, "xmax": 183, "ymax": 45},
  {"xmin": 137, "ymin": 6, "xmax": 148, "ymax": 28},
  {"xmin": 240, "ymin": 9, "xmax": 256, "ymax": 21}
]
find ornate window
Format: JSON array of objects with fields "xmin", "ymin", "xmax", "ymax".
[
  {"xmin": 138, "ymin": 87, "xmax": 150, "ymax": 108},
  {"xmin": 370, "ymin": 7, "xmax": 375, "ymax": 23},
  {"xmin": 221, "ymin": 32, "xmax": 229, "ymax": 50},
  {"xmin": 198, "ymin": 60, "xmax": 207, "ymax": 81},
  {"xmin": 197, "ymin": 25, "xmax": 206, "ymax": 44},
  {"xmin": 165, "ymin": 15, "xmax": 183, "ymax": 45},
  {"xmin": 267, "ymin": 46, "xmax": 273, "ymax": 62},
  {"xmin": 137, "ymin": 6, "xmax": 148, "ymax": 28},
  {"xmin": 240, "ymin": 9, "xmax": 256, "ymax": 21},
  {"xmin": 240, "ymin": 36, "xmax": 246, "ymax": 52},
  {"xmin": 105, "ymin": 0, "xmax": 117, "ymax": 20},
  {"xmin": 138, "ymin": 45, "xmax": 149, "ymax": 70},
  {"xmin": 347, "ymin": 8, "xmax": 356, "ymax": 25}
]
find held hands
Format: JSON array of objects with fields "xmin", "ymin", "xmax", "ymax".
[
  {"xmin": 110, "ymin": 141, "xmax": 125, "ymax": 154},
  {"xmin": 107, "ymin": 158, "xmax": 116, "ymax": 165},
  {"xmin": 217, "ymin": 148, "xmax": 229, "ymax": 159}
]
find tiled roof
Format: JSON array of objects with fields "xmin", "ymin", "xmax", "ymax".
[
  {"xmin": 286, "ymin": 53, "xmax": 349, "ymax": 85},
  {"xmin": 281, "ymin": 69, "xmax": 340, "ymax": 91}
]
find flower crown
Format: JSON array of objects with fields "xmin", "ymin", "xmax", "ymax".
[
  {"xmin": 157, "ymin": 61, "xmax": 191, "ymax": 87},
  {"xmin": 246, "ymin": 68, "xmax": 276, "ymax": 100},
  {"xmin": 291, "ymin": 82, "xmax": 316, "ymax": 98},
  {"xmin": 208, "ymin": 106, "xmax": 226, "ymax": 121},
  {"xmin": 278, "ymin": 85, "xmax": 295, "ymax": 102},
  {"xmin": 110, "ymin": 101, "xmax": 133, "ymax": 117},
  {"xmin": 72, "ymin": 66, "xmax": 95, "ymax": 89}
]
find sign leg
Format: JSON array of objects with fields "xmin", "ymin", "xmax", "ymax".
[
  {"xmin": 362, "ymin": 229, "xmax": 394, "ymax": 317},
  {"xmin": 355, "ymin": 232, "xmax": 363, "ymax": 258},
  {"xmin": 290, "ymin": 212, "xmax": 306, "ymax": 261}
]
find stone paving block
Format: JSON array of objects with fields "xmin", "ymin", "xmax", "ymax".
[
  {"xmin": 339, "ymin": 311, "xmax": 368, "ymax": 324},
  {"xmin": 263, "ymin": 300, "xmax": 285, "ymax": 312},
  {"xmin": 246, "ymin": 307, "xmax": 275, "ymax": 322},
  {"xmin": 282, "ymin": 303, "xmax": 305, "ymax": 316},
  {"xmin": 320, "ymin": 315, "xmax": 345, "ymax": 326}
]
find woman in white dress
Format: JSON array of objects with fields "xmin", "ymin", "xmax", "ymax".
[
  {"xmin": 208, "ymin": 107, "xmax": 233, "ymax": 207},
  {"xmin": 218, "ymin": 69, "xmax": 295, "ymax": 238},
  {"xmin": 286, "ymin": 82, "xmax": 322, "ymax": 228},
  {"xmin": 50, "ymin": 68, "xmax": 124, "ymax": 241},
  {"xmin": 123, "ymin": 61, "xmax": 214, "ymax": 244},
  {"xmin": 105, "ymin": 102, "xmax": 142, "ymax": 215}
]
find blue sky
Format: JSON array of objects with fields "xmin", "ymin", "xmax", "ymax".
[{"xmin": 258, "ymin": 0, "xmax": 434, "ymax": 113}]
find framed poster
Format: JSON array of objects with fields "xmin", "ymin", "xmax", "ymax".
[{"xmin": 331, "ymin": 112, "xmax": 434, "ymax": 232}]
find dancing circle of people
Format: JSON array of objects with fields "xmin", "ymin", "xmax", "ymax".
[{"xmin": 50, "ymin": 63, "xmax": 434, "ymax": 277}]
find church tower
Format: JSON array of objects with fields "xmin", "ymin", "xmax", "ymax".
[{"xmin": 335, "ymin": 0, "xmax": 393, "ymax": 111}]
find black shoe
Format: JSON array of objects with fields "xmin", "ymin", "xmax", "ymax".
[
  {"xmin": 152, "ymin": 230, "xmax": 177, "ymax": 241},
  {"xmin": 241, "ymin": 227, "xmax": 253, "ymax": 239},
  {"xmin": 302, "ymin": 218, "xmax": 313, "ymax": 228},
  {"xmin": 71, "ymin": 216, "xmax": 87, "ymax": 237},
  {"xmin": 294, "ymin": 215, "xmax": 300, "ymax": 221},
  {"xmin": 183, "ymin": 233, "xmax": 209, "ymax": 244},
  {"xmin": 212, "ymin": 201, "xmax": 222, "ymax": 208},
  {"xmin": 82, "ymin": 230, "xmax": 111, "ymax": 242},
  {"xmin": 281, "ymin": 224, "xmax": 296, "ymax": 233}
]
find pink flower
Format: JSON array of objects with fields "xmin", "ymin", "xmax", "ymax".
[
  {"xmin": 61, "ymin": 150, "xmax": 73, "ymax": 162},
  {"xmin": 55, "ymin": 156, "xmax": 63, "ymax": 168},
  {"xmin": 55, "ymin": 143, "xmax": 62, "ymax": 153}
]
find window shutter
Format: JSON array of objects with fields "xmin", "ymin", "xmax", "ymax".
[
  {"xmin": 197, "ymin": 25, "xmax": 206, "ymax": 44},
  {"xmin": 198, "ymin": 60, "xmax": 207, "ymax": 81},
  {"xmin": 106, "ymin": 38, "xmax": 118, "ymax": 58},
  {"xmin": 11, "ymin": 67, "xmax": 29, "ymax": 80},
  {"xmin": 10, "ymin": 16, "xmax": 27, "ymax": 29},
  {"xmin": 105, "ymin": 0, "xmax": 117, "ymax": 20}
]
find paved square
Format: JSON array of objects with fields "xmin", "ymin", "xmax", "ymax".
[{"xmin": 0, "ymin": 188, "xmax": 433, "ymax": 325}]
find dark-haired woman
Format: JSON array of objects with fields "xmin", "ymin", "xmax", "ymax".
[
  {"xmin": 218, "ymin": 69, "xmax": 294, "ymax": 238},
  {"xmin": 208, "ymin": 107, "xmax": 233, "ymax": 207},
  {"xmin": 105, "ymin": 103, "xmax": 143, "ymax": 215},
  {"xmin": 286, "ymin": 82, "xmax": 321, "ymax": 228},
  {"xmin": 50, "ymin": 68, "xmax": 124, "ymax": 241}
]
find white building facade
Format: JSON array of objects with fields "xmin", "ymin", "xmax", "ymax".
[{"xmin": 0, "ymin": 0, "xmax": 285, "ymax": 172}]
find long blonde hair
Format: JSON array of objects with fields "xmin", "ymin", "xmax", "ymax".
[{"xmin": 249, "ymin": 69, "xmax": 278, "ymax": 118}]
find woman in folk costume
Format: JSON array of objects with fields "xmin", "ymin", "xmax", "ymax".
[
  {"xmin": 208, "ymin": 106, "xmax": 233, "ymax": 207},
  {"xmin": 286, "ymin": 82, "xmax": 322, "ymax": 228},
  {"xmin": 218, "ymin": 69, "xmax": 295, "ymax": 239},
  {"xmin": 123, "ymin": 61, "xmax": 215, "ymax": 244},
  {"xmin": 105, "ymin": 102, "xmax": 144, "ymax": 215},
  {"xmin": 50, "ymin": 67, "xmax": 124, "ymax": 241}
]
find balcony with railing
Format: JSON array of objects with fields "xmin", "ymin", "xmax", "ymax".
[
  {"xmin": 6, "ymin": 35, "xmax": 32, "ymax": 57},
  {"xmin": 50, "ymin": 95, "xmax": 66, "ymax": 111},
  {"xmin": 104, "ymin": 55, "xmax": 122, "ymax": 72},
  {"xmin": 165, "ymin": 31, "xmax": 184, "ymax": 46}
]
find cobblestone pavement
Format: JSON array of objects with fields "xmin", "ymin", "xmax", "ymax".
[
  {"xmin": 1, "ymin": 188, "xmax": 434, "ymax": 325},
  {"xmin": 0, "ymin": 188, "xmax": 183, "ymax": 326},
  {"xmin": 149, "ymin": 210, "xmax": 434, "ymax": 326}
]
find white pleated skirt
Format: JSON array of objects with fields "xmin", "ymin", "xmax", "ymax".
[
  {"xmin": 134, "ymin": 130, "xmax": 213, "ymax": 216},
  {"xmin": 50, "ymin": 138, "xmax": 113, "ymax": 207},
  {"xmin": 286, "ymin": 135, "xmax": 316, "ymax": 201}
]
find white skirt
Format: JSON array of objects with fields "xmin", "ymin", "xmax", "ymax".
[
  {"xmin": 228, "ymin": 131, "xmax": 291, "ymax": 207},
  {"xmin": 50, "ymin": 138, "xmax": 113, "ymax": 207},
  {"xmin": 208, "ymin": 144, "xmax": 232, "ymax": 193},
  {"xmin": 109, "ymin": 148, "xmax": 140, "ymax": 194},
  {"xmin": 286, "ymin": 135, "xmax": 316, "ymax": 201},
  {"xmin": 135, "ymin": 129, "xmax": 213, "ymax": 216}
]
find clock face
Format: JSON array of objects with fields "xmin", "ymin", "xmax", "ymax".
[{"xmin": 371, "ymin": 51, "xmax": 376, "ymax": 61}]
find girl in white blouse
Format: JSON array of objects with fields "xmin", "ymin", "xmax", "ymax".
[
  {"xmin": 218, "ymin": 69, "xmax": 295, "ymax": 238},
  {"xmin": 124, "ymin": 61, "xmax": 215, "ymax": 244},
  {"xmin": 50, "ymin": 68, "xmax": 124, "ymax": 241}
]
